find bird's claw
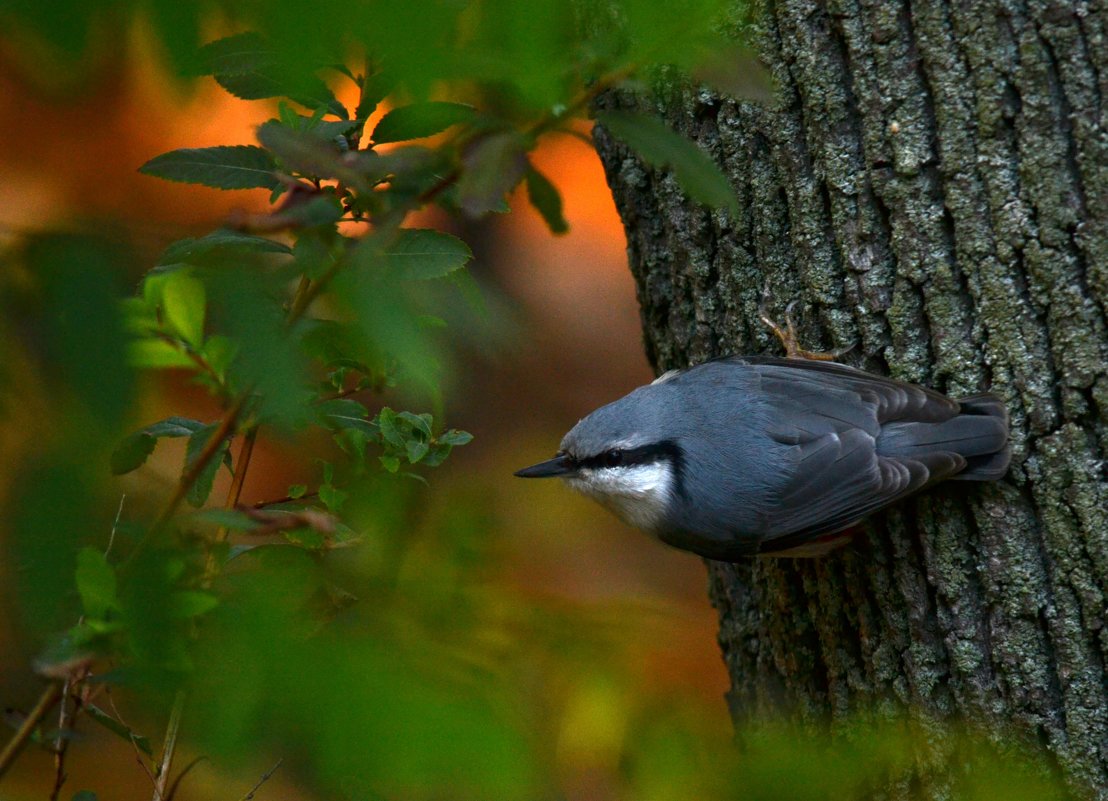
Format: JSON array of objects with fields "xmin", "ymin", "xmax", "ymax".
[{"xmin": 758, "ymin": 287, "xmax": 854, "ymax": 362}]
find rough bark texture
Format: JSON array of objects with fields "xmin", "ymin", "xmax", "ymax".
[{"xmin": 593, "ymin": 0, "xmax": 1108, "ymax": 797}]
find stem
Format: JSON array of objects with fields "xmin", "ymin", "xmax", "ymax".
[
  {"xmin": 151, "ymin": 691, "xmax": 184, "ymax": 801},
  {"xmin": 0, "ymin": 682, "xmax": 62, "ymax": 778},
  {"xmin": 202, "ymin": 426, "xmax": 259, "ymax": 582}
]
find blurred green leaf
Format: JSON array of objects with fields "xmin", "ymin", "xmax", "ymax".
[
  {"xmin": 288, "ymin": 484, "xmax": 308, "ymax": 499},
  {"xmin": 595, "ymin": 110, "xmax": 738, "ymax": 213},
  {"xmin": 169, "ymin": 591, "xmax": 220, "ymax": 619},
  {"xmin": 139, "ymin": 146, "xmax": 280, "ymax": 190},
  {"xmin": 160, "ymin": 269, "xmax": 206, "ymax": 347},
  {"xmin": 525, "ymin": 165, "xmax": 568, "ymax": 234},
  {"xmin": 371, "ymin": 101, "xmax": 476, "ymax": 144},
  {"xmin": 384, "ymin": 229, "xmax": 472, "ymax": 280},
  {"xmin": 110, "ymin": 433, "xmax": 156, "ymax": 475},
  {"xmin": 456, "ymin": 131, "xmax": 528, "ymax": 217},
  {"xmin": 71, "ymin": 792, "xmax": 98, "ymax": 801},
  {"xmin": 75, "ymin": 547, "xmax": 117, "ymax": 619},
  {"xmin": 111, "ymin": 417, "xmax": 203, "ymax": 475},
  {"xmin": 158, "ymin": 230, "xmax": 292, "ymax": 266},
  {"xmin": 185, "ymin": 423, "xmax": 229, "ymax": 508}
]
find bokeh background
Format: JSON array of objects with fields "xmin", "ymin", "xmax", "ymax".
[{"xmin": 0, "ymin": 22, "xmax": 731, "ymax": 801}]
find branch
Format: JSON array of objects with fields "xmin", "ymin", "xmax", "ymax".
[
  {"xmin": 151, "ymin": 691, "xmax": 184, "ymax": 801},
  {"xmin": 0, "ymin": 682, "xmax": 62, "ymax": 778},
  {"xmin": 240, "ymin": 758, "xmax": 283, "ymax": 801}
]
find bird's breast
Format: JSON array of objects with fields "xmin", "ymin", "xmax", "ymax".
[{"xmin": 563, "ymin": 462, "xmax": 675, "ymax": 533}]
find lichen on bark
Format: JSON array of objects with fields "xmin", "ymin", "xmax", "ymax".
[{"xmin": 593, "ymin": 0, "xmax": 1108, "ymax": 797}]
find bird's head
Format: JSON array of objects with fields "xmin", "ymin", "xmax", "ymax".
[{"xmin": 514, "ymin": 388, "xmax": 684, "ymax": 532}]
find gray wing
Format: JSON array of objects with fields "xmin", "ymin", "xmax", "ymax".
[{"xmin": 730, "ymin": 357, "xmax": 965, "ymax": 550}]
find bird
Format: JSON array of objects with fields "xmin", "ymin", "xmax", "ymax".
[{"xmin": 515, "ymin": 344, "xmax": 1010, "ymax": 560}]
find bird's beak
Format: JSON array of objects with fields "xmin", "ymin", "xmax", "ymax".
[{"xmin": 514, "ymin": 454, "xmax": 576, "ymax": 478}]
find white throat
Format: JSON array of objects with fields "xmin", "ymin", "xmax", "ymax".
[{"xmin": 564, "ymin": 461, "xmax": 675, "ymax": 532}]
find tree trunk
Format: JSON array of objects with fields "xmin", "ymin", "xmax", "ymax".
[{"xmin": 594, "ymin": 0, "xmax": 1108, "ymax": 796}]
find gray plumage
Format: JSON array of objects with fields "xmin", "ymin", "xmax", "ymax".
[{"xmin": 515, "ymin": 356, "xmax": 1010, "ymax": 560}]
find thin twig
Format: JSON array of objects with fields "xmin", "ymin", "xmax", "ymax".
[
  {"xmin": 163, "ymin": 754, "xmax": 207, "ymax": 801},
  {"xmin": 106, "ymin": 690, "xmax": 158, "ymax": 790},
  {"xmin": 0, "ymin": 682, "xmax": 62, "ymax": 778},
  {"xmin": 253, "ymin": 490, "xmax": 319, "ymax": 509},
  {"xmin": 240, "ymin": 758, "xmax": 284, "ymax": 801},
  {"xmin": 151, "ymin": 691, "xmax": 185, "ymax": 801}
]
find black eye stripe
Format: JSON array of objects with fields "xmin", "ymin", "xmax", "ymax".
[{"xmin": 575, "ymin": 440, "xmax": 682, "ymax": 470}]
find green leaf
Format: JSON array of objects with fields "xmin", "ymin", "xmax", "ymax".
[
  {"xmin": 110, "ymin": 432, "xmax": 156, "ymax": 475},
  {"xmin": 456, "ymin": 131, "xmax": 528, "ymax": 217},
  {"xmin": 127, "ymin": 339, "xmax": 194, "ymax": 369},
  {"xmin": 355, "ymin": 71, "xmax": 395, "ymax": 121},
  {"xmin": 256, "ymin": 122, "xmax": 369, "ymax": 190},
  {"xmin": 169, "ymin": 590, "xmax": 219, "ymax": 619},
  {"xmin": 525, "ymin": 165, "xmax": 568, "ymax": 234},
  {"xmin": 84, "ymin": 705, "xmax": 152, "ymax": 755},
  {"xmin": 160, "ymin": 270, "xmax": 206, "ymax": 347},
  {"xmin": 143, "ymin": 416, "xmax": 205, "ymax": 438},
  {"xmin": 406, "ymin": 439, "xmax": 430, "ymax": 464},
  {"xmin": 71, "ymin": 792, "xmax": 98, "ymax": 801},
  {"xmin": 397, "ymin": 411, "xmax": 433, "ymax": 437},
  {"xmin": 158, "ymin": 230, "xmax": 291, "ymax": 266},
  {"xmin": 595, "ymin": 110, "xmax": 738, "ymax": 213},
  {"xmin": 319, "ymin": 483, "xmax": 347, "ymax": 512},
  {"xmin": 379, "ymin": 454, "xmax": 400, "ymax": 473},
  {"xmin": 198, "ymin": 32, "xmax": 347, "ymax": 118},
  {"xmin": 191, "ymin": 509, "xmax": 262, "ymax": 530},
  {"xmin": 377, "ymin": 408, "xmax": 405, "ymax": 447},
  {"xmin": 383, "ymin": 229, "xmax": 472, "ymax": 280},
  {"xmin": 288, "ymin": 484, "xmax": 308, "ymax": 499},
  {"xmin": 371, "ymin": 101, "xmax": 475, "ymax": 144},
  {"xmin": 75, "ymin": 548, "xmax": 117, "ymax": 619},
  {"xmin": 185, "ymin": 423, "xmax": 228, "ymax": 508},
  {"xmin": 438, "ymin": 429, "xmax": 474, "ymax": 446},
  {"xmin": 139, "ymin": 146, "xmax": 279, "ymax": 190}
]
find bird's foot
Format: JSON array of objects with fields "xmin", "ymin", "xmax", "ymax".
[{"xmin": 758, "ymin": 290, "xmax": 854, "ymax": 362}]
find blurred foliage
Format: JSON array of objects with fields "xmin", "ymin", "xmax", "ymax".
[{"xmin": 0, "ymin": 1, "xmax": 1076, "ymax": 800}]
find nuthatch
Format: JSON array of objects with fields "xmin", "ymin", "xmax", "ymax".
[{"xmin": 515, "ymin": 351, "xmax": 1010, "ymax": 559}]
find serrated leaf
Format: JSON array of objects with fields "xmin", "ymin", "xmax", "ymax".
[
  {"xmin": 256, "ymin": 122, "xmax": 368, "ymax": 190},
  {"xmin": 595, "ymin": 111, "xmax": 738, "ymax": 213},
  {"xmin": 406, "ymin": 439, "xmax": 430, "ymax": 463},
  {"xmin": 377, "ymin": 408, "xmax": 404, "ymax": 447},
  {"xmin": 371, "ymin": 101, "xmax": 475, "ymax": 144},
  {"xmin": 456, "ymin": 131, "xmax": 528, "ymax": 217},
  {"xmin": 139, "ymin": 146, "xmax": 279, "ymax": 190},
  {"xmin": 438, "ymin": 429, "xmax": 474, "ymax": 446},
  {"xmin": 160, "ymin": 270, "xmax": 205, "ymax": 347},
  {"xmin": 169, "ymin": 590, "xmax": 219, "ymax": 618},
  {"xmin": 525, "ymin": 165, "xmax": 569, "ymax": 234},
  {"xmin": 383, "ymin": 229, "xmax": 472, "ymax": 280},
  {"xmin": 185, "ymin": 423, "xmax": 228, "ymax": 508},
  {"xmin": 75, "ymin": 548, "xmax": 117, "ymax": 619},
  {"xmin": 110, "ymin": 432, "xmax": 156, "ymax": 475},
  {"xmin": 198, "ymin": 32, "xmax": 347, "ymax": 118},
  {"xmin": 158, "ymin": 230, "xmax": 291, "ymax": 266},
  {"xmin": 397, "ymin": 411, "xmax": 433, "ymax": 437},
  {"xmin": 355, "ymin": 71, "xmax": 395, "ymax": 121},
  {"xmin": 144, "ymin": 416, "xmax": 205, "ymax": 437},
  {"xmin": 84, "ymin": 705, "xmax": 152, "ymax": 755}
]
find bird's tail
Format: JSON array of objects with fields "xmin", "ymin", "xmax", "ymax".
[
  {"xmin": 948, "ymin": 394, "xmax": 1011, "ymax": 480},
  {"xmin": 877, "ymin": 393, "xmax": 1011, "ymax": 481}
]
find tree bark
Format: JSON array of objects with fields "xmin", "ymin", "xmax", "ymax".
[{"xmin": 593, "ymin": 0, "xmax": 1108, "ymax": 797}]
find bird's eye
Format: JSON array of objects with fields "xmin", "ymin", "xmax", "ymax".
[{"xmin": 602, "ymin": 449, "xmax": 624, "ymax": 468}]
